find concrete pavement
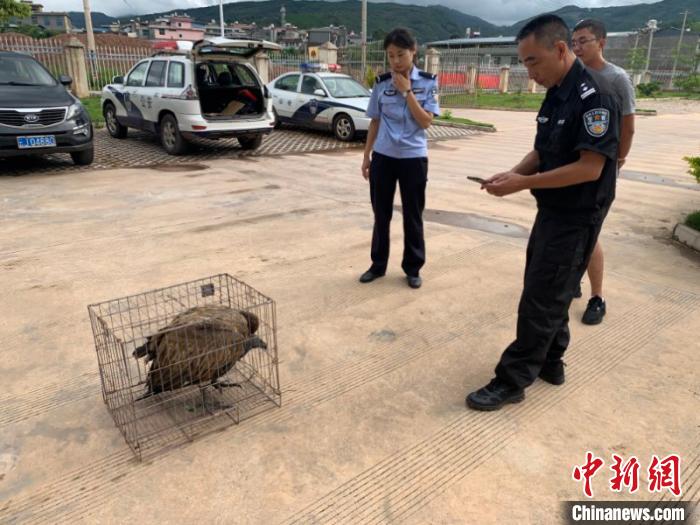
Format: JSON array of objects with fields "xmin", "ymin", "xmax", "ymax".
[{"xmin": 1, "ymin": 101, "xmax": 699, "ymax": 524}]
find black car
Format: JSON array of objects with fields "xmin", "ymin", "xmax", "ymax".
[{"xmin": 0, "ymin": 51, "xmax": 94, "ymax": 165}]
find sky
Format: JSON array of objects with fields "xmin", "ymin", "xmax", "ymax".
[{"xmin": 38, "ymin": 0, "xmax": 661, "ymax": 25}]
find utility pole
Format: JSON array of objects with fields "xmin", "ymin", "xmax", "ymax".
[
  {"xmin": 644, "ymin": 18, "xmax": 658, "ymax": 75},
  {"xmin": 82, "ymin": 0, "xmax": 96, "ymax": 55},
  {"xmin": 220, "ymin": 0, "xmax": 225, "ymax": 37},
  {"xmin": 670, "ymin": 10, "xmax": 690, "ymax": 86},
  {"xmin": 361, "ymin": 0, "xmax": 367, "ymax": 77},
  {"xmin": 629, "ymin": 28, "xmax": 642, "ymax": 86}
]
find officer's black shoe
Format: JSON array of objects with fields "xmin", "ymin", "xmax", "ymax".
[
  {"xmin": 582, "ymin": 296, "xmax": 606, "ymax": 325},
  {"xmin": 359, "ymin": 270, "xmax": 384, "ymax": 283},
  {"xmin": 407, "ymin": 275, "xmax": 422, "ymax": 289},
  {"xmin": 539, "ymin": 360, "xmax": 566, "ymax": 385},
  {"xmin": 574, "ymin": 282, "xmax": 582, "ymax": 298},
  {"xmin": 466, "ymin": 378, "xmax": 525, "ymax": 411}
]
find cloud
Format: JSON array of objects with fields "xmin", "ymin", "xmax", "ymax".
[{"xmin": 40, "ymin": 0, "xmax": 660, "ymax": 25}]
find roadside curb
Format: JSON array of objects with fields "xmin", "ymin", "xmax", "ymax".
[
  {"xmin": 433, "ymin": 120, "xmax": 497, "ymax": 133},
  {"xmin": 672, "ymin": 223, "xmax": 700, "ymax": 252},
  {"xmin": 443, "ymin": 105, "xmax": 540, "ymax": 113},
  {"xmin": 442, "ymin": 106, "xmax": 657, "ymax": 116}
]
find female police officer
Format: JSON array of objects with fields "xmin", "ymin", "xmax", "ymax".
[{"xmin": 359, "ymin": 28, "xmax": 440, "ymax": 289}]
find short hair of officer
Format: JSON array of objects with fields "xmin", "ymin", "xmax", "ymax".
[
  {"xmin": 384, "ymin": 28, "xmax": 418, "ymax": 76},
  {"xmin": 517, "ymin": 14, "xmax": 572, "ymax": 89}
]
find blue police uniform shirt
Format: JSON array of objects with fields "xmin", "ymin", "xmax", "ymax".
[{"xmin": 366, "ymin": 66, "xmax": 440, "ymax": 159}]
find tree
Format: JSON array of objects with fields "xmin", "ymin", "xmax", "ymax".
[
  {"xmin": 626, "ymin": 46, "xmax": 646, "ymax": 75},
  {"xmin": 1, "ymin": 24, "xmax": 59, "ymax": 38},
  {"xmin": 371, "ymin": 29, "xmax": 386, "ymax": 42},
  {"xmin": 0, "ymin": 0, "xmax": 31, "ymax": 23}
]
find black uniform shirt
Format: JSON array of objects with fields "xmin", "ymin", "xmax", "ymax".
[{"xmin": 532, "ymin": 59, "xmax": 620, "ymax": 219}]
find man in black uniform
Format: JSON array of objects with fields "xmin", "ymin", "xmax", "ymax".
[{"xmin": 466, "ymin": 14, "xmax": 620, "ymax": 411}]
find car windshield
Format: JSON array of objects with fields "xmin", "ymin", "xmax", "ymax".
[
  {"xmin": 0, "ymin": 56, "xmax": 57, "ymax": 86},
  {"xmin": 322, "ymin": 77, "xmax": 369, "ymax": 98}
]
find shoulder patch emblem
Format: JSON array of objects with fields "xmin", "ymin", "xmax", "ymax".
[{"xmin": 584, "ymin": 108, "xmax": 610, "ymax": 137}]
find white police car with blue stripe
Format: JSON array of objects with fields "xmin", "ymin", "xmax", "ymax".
[{"xmin": 268, "ymin": 71, "xmax": 371, "ymax": 141}]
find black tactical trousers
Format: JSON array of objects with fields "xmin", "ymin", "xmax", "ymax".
[
  {"xmin": 495, "ymin": 207, "xmax": 608, "ymax": 389},
  {"xmin": 369, "ymin": 152, "xmax": 428, "ymax": 278}
]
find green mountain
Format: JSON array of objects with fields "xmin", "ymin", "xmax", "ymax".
[
  {"xmin": 67, "ymin": 11, "xmax": 115, "ymax": 30},
  {"xmin": 67, "ymin": 0, "xmax": 699, "ymax": 42},
  {"xmin": 67, "ymin": 1, "xmax": 500, "ymax": 43},
  {"xmin": 508, "ymin": 0, "xmax": 698, "ymax": 34}
]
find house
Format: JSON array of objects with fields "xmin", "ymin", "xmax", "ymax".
[{"xmin": 148, "ymin": 14, "xmax": 205, "ymax": 42}]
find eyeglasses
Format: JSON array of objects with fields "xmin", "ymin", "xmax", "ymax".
[{"xmin": 571, "ymin": 37, "xmax": 597, "ymax": 48}]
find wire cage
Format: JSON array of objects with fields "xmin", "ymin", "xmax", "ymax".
[{"xmin": 87, "ymin": 274, "xmax": 280, "ymax": 460}]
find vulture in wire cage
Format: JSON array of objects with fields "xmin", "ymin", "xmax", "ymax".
[{"xmin": 132, "ymin": 305, "xmax": 267, "ymax": 400}]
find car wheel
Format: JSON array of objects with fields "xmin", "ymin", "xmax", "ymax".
[
  {"xmin": 333, "ymin": 114, "xmax": 355, "ymax": 142},
  {"xmin": 103, "ymin": 102, "xmax": 127, "ymax": 138},
  {"xmin": 159, "ymin": 114, "xmax": 189, "ymax": 155},
  {"xmin": 238, "ymin": 134, "xmax": 263, "ymax": 151},
  {"xmin": 71, "ymin": 147, "xmax": 94, "ymax": 166}
]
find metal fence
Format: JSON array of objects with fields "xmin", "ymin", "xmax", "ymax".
[
  {"xmin": 85, "ymin": 46, "xmax": 152, "ymax": 92},
  {"xmin": 338, "ymin": 41, "xmax": 387, "ymax": 84},
  {"xmin": 268, "ymin": 50, "xmax": 306, "ymax": 79},
  {"xmin": 268, "ymin": 42, "xmax": 387, "ymax": 86},
  {"xmin": 0, "ymin": 35, "xmax": 152, "ymax": 93},
  {"xmin": 2, "ymin": 33, "xmax": 695, "ymax": 98},
  {"xmin": 0, "ymin": 34, "xmax": 69, "ymax": 79}
]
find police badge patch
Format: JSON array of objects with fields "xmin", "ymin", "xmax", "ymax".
[{"xmin": 583, "ymin": 108, "xmax": 610, "ymax": 137}]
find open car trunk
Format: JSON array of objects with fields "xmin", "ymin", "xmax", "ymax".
[{"xmin": 195, "ymin": 61, "xmax": 265, "ymax": 119}]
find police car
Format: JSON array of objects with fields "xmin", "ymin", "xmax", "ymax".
[
  {"xmin": 267, "ymin": 68, "xmax": 371, "ymax": 141},
  {"xmin": 101, "ymin": 37, "xmax": 280, "ymax": 155}
]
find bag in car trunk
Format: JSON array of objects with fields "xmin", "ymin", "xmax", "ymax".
[{"xmin": 195, "ymin": 61, "xmax": 264, "ymax": 119}]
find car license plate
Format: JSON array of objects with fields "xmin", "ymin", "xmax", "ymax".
[{"xmin": 17, "ymin": 135, "xmax": 57, "ymax": 149}]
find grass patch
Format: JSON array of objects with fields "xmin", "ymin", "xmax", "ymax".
[
  {"xmin": 685, "ymin": 210, "xmax": 700, "ymax": 232},
  {"xmin": 441, "ymin": 91, "xmax": 545, "ymax": 110},
  {"xmin": 637, "ymin": 91, "xmax": 700, "ymax": 100},
  {"xmin": 435, "ymin": 113, "xmax": 495, "ymax": 129},
  {"xmin": 81, "ymin": 96, "xmax": 104, "ymax": 125}
]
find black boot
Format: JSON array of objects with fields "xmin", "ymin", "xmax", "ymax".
[
  {"xmin": 539, "ymin": 359, "xmax": 566, "ymax": 385},
  {"xmin": 466, "ymin": 378, "xmax": 525, "ymax": 411},
  {"xmin": 359, "ymin": 270, "xmax": 384, "ymax": 283}
]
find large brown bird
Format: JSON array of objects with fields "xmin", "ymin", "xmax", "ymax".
[{"xmin": 133, "ymin": 305, "xmax": 267, "ymax": 399}]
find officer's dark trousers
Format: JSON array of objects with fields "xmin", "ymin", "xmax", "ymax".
[
  {"xmin": 369, "ymin": 152, "xmax": 428, "ymax": 277},
  {"xmin": 495, "ymin": 208, "xmax": 607, "ymax": 389}
]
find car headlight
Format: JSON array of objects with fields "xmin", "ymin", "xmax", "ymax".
[{"xmin": 66, "ymin": 102, "xmax": 83, "ymax": 121}]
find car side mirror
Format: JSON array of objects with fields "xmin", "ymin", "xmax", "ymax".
[
  {"xmin": 112, "ymin": 75, "xmax": 124, "ymax": 85},
  {"xmin": 313, "ymin": 89, "xmax": 327, "ymax": 97},
  {"xmin": 59, "ymin": 75, "xmax": 72, "ymax": 86}
]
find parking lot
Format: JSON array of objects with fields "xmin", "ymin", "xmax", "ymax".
[
  {"xmin": 1, "ymin": 105, "xmax": 699, "ymax": 524},
  {"xmin": 2, "ymin": 123, "xmax": 479, "ymax": 177}
]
